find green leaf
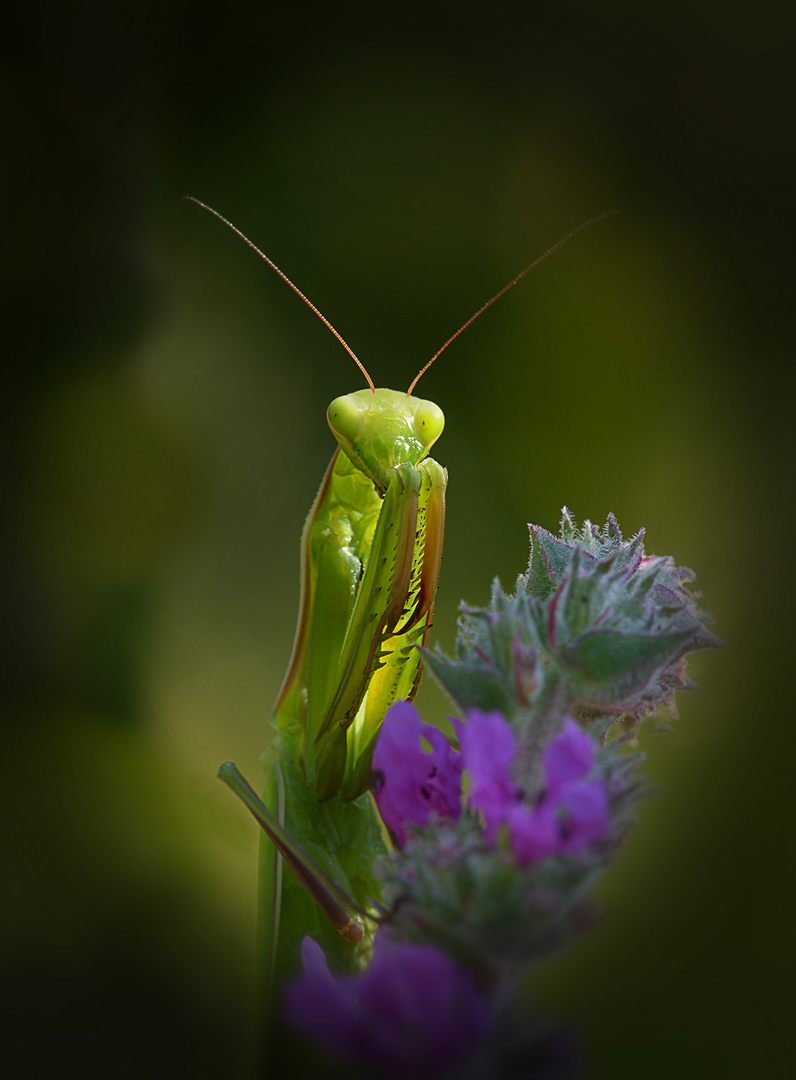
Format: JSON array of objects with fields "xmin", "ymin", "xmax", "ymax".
[
  {"xmin": 563, "ymin": 629, "xmax": 694, "ymax": 707},
  {"xmin": 422, "ymin": 648, "xmax": 514, "ymax": 715},
  {"xmin": 523, "ymin": 525, "xmax": 559, "ymax": 598},
  {"xmin": 526, "ymin": 525, "xmax": 572, "ymax": 588}
]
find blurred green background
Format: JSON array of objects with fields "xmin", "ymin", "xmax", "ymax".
[{"xmin": 3, "ymin": 2, "xmax": 793, "ymax": 1076}]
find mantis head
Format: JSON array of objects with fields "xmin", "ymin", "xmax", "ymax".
[{"xmin": 328, "ymin": 388, "xmax": 445, "ymax": 492}]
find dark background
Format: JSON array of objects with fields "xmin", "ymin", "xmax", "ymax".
[{"xmin": 3, "ymin": 2, "xmax": 794, "ymax": 1077}]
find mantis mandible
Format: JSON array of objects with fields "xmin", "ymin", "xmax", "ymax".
[{"xmin": 187, "ymin": 197, "xmax": 614, "ymax": 990}]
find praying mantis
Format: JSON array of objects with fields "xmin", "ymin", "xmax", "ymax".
[{"xmin": 188, "ymin": 197, "xmax": 613, "ymax": 996}]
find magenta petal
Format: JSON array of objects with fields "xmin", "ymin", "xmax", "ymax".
[
  {"xmin": 283, "ymin": 938, "xmax": 363, "ymax": 1058},
  {"xmin": 373, "ymin": 701, "xmax": 462, "ymax": 845},
  {"xmin": 543, "ymin": 718, "xmax": 596, "ymax": 789},
  {"xmin": 455, "ymin": 710, "xmax": 521, "ymax": 840},
  {"xmin": 298, "ymin": 935, "xmax": 334, "ymax": 981},
  {"xmin": 362, "ymin": 937, "xmax": 491, "ymax": 1075},
  {"xmin": 507, "ymin": 802, "xmax": 560, "ymax": 864},
  {"xmin": 418, "ymin": 723, "xmax": 464, "ymax": 820},
  {"xmin": 284, "ymin": 934, "xmax": 492, "ymax": 1079},
  {"xmin": 554, "ymin": 778, "xmax": 610, "ymax": 851}
]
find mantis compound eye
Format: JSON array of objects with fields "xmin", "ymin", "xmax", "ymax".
[
  {"xmin": 411, "ymin": 399, "xmax": 445, "ymax": 451},
  {"xmin": 327, "ymin": 394, "xmax": 363, "ymax": 446}
]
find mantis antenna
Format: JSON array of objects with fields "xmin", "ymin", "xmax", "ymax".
[
  {"xmin": 406, "ymin": 210, "xmax": 618, "ymax": 396},
  {"xmin": 185, "ymin": 196, "xmax": 376, "ymax": 394}
]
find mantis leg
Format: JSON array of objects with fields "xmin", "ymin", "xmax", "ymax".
[{"xmin": 258, "ymin": 732, "xmax": 384, "ymax": 988}]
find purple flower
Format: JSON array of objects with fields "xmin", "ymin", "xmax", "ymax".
[
  {"xmin": 452, "ymin": 709, "xmax": 522, "ymax": 842},
  {"xmin": 284, "ymin": 934, "xmax": 492, "ymax": 1078},
  {"xmin": 506, "ymin": 800, "xmax": 561, "ymax": 862},
  {"xmin": 539, "ymin": 719, "xmax": 609, "ymax": 852},
  {"xmin": 372, "ymin": 701, "xmax": 462, "ymax": 845},
  {"xmin": 373, "ymin": 703, "xmax": 609, "ymax": 864},
  {"xmin": 544, "ymin": 718, "xmax": 596, "ymax": 788},
  {"xmin": 454, "ymin": 712, "xmax": 609, "ymax": 864},
  {"xmin": 550, "ymin": 778, "xmax": 610, "ymax": 851}
]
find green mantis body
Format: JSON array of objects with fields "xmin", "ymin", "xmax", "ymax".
[
  {"xmin": 274, "ymin": 387, "xmax": 446, "ymax": 802},
  {"xmin": 262, "ymin": 387, "xmax": 446, "ymax": 983},
  {"xmin": 186, "ymin": 199, "xmax": 451, "ymax": 988}
]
